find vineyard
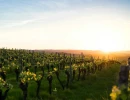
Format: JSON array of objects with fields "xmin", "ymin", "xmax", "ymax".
[{"xmin": 0, "ymin": 48, "xmax": 121, "ymax": 100}]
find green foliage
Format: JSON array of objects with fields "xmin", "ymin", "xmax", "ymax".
[{"xmin": 0, "ymin": 48, "xmax": 122, "ymax": 100}]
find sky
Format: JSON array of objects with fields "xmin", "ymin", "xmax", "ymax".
[{"xmin": 0, "ymin": 0, "xmax": 130, "ymax": 51}]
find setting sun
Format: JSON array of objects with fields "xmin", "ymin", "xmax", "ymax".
[{"xmin": 80, "ymin": 20, "xmax": 124, "ymax": 52}]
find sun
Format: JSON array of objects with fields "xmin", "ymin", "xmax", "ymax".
[
  {"xmin": 98, "ymin": 37, "xmax": 118, "ymax": 53},
  {"xmin": 81, "ymin": 22, "xmax": 123, "ymax": 52},
  {"xmin": 100, "ymin": 48, "xmax": 116, "ymax": 53},
  {"xmin": 98, "ymin": 34, "xmax": 121, "ymax": 53}
]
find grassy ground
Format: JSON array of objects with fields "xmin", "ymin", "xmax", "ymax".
[{"xmin": 5, "ymin": 63, "xmax": 120, "ymax": 100}]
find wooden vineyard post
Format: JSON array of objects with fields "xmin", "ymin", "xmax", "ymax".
[
  {"xmin": 14, "ymin": 68, "xmax": 20, "ymax": 82},
  {"xmin": 34, "ymin": 65, "xmax": 37, "ymax": 74},
  {"xmin": 55, "ymin": 71, "xmax": 64, "ymax": 90},
  {"xmin": 41, "ymin": 66, "xmax": 44, "ymax": 76},
  {"xmin": 19, "ymin": 82, "xmax": 28, "ymax": 100},
  {"xmin": 72, "ymin": 69, "xmax": 75, "ymax": 81},
  {"xmin": 118, "ymin": 65, "xmax": 129, "ymax": 100},
  {"xmin": 36, "ymin": 76, "xmax": 43, "ymax": 98},
  {"xmin": 69, "ymin": 54, "xmax": 73, "ymax": 83},
  {"xmin": 46, "ymin": 64, "xmax": 50, "ymax": 73},
  {"xmin": 65, "ymin": 70, "xmax": 70, "ymax": 88},
  {"xmin": 77, "ymin": 67, "xmax": 81, "ymax": 81},
  {"xmin": 118, "ymin": 66, "xmax": 129, "ymax": 87},
  {"xmin": 47, "ymin": 75, "xmax": 53, "ymax": 95},
  {"xmin": 82, "ymin": 68, "xmax": 87, "ymax": 80}
]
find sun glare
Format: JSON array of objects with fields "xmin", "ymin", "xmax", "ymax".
[
  {"xmin": 98, "ymin": 31, "xmax": 122, "ymax": 53},
  {"xmin": 101, "ymin": 49, "xmax": 116, "ymax": 53},
  {"xmin": 81, "ymin": 21, "xmax": 123, "ymax": 52}
]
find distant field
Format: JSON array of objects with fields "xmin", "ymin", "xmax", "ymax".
[{"xmin": 36, "ymin": 49, "xmax": 130, "ymax": 60}]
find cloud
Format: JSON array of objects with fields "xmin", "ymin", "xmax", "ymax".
[
  {"xmin": 0, "ymin": 8, "xmax": 85, "ymax": 29},
  {"xmin": 0, "ymin": 19, "xmax": 39, "ymax": 28}
]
